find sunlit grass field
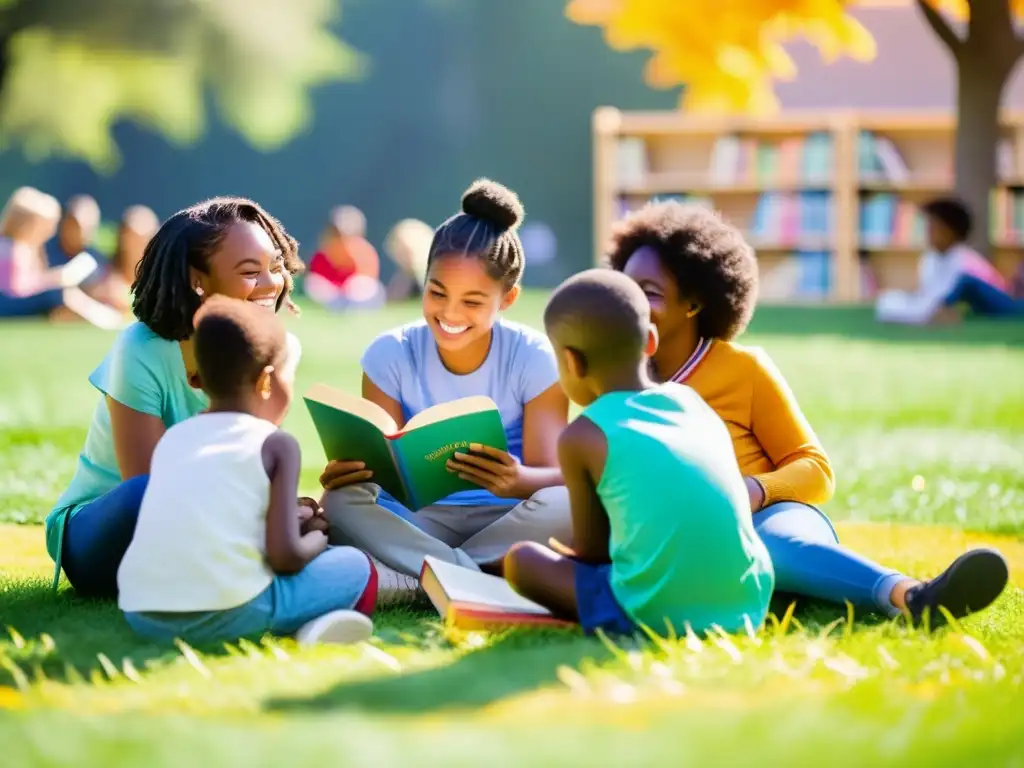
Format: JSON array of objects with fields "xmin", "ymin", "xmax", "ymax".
[{"xmin": 2, "ymin": 295, "xmax": 1023, "ymax": 766}]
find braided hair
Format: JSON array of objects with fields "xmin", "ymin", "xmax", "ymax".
[
  {"xmin": 132, "ymin": 197, "xmax": 304, "ymax": 341},
  {"xmin": 427, "ymin": 179, "xmax": 526, "ymax": 291}
]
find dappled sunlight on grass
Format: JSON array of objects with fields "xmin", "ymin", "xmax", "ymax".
[
  {"xmin": 2, "ymin": 522, "xmax": 1023, "ymax": 731},
  {"xmin": 2, "ymin": 303, "xmax": 1023, "ymax": 762}
]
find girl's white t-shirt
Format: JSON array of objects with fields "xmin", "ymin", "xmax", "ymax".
[{"xmin": 117, "ymin": 412, "xmax": 280, "ymax": 613}]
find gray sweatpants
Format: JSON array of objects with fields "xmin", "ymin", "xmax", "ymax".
[{"xmin": 321, "ymin": 483, "xmax": 572, "ymax": 578}]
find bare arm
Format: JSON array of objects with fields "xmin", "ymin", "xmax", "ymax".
[
  {"xmin": 107, "ymin": 397, "xmax": 165, "ymax": 480},
  {"xmin": 263, "ymin": 431, "xmax": 327, "ymax": 574},
  {"xmin": 517, "ymin": 383, "xmax": 570, "ymax": 494},
  {"xmin": 557, "ymin": 416, "xmax": 610, "ymax": 564},
  {"xmin": 362, "ymin": 373, "xmax": 406, "ymax": 429}
]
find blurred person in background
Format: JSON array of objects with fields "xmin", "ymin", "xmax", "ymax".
[
  {"xmin": 0, "ymin": 187, "xmax": 121, "ymax": 328},
  {"xmin": 48, "ymin": 194, "xmax": 102, "ymax": 267},
  {"xmin": 304, "ymin": 205, "xmax": 385, "ymax": 311},
  {"xmin": 384, "ymin": 218, "xmax": 432, "ymax": 302},
  {"xmin": 876, "ymin": 197, "xmax": 1024, "ymax": 324},
  {"xmin": 90, "ymin": 205, "xmax": 161, "ymax": 314}
]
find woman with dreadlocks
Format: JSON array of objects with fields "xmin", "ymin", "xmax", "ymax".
[{"xmin": 45, "ymin": 197, "xmax": 306, "ymax": 599}]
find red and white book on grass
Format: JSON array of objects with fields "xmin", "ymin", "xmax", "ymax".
[{"xmin": 419, "ymin": 555, "xmax": 573, "ymax": 631}]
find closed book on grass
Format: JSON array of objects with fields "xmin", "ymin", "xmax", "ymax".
[
  {"xmin": 420, "ymin": 555, "xmax": 573, "ymax": 631},
  {"xmin": 303, "ymin": 384, "xmax": 508, "ymax": 510}
]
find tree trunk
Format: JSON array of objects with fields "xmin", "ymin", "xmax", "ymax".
[
  {"xmin": 917, "ymin": 0, "xmax": 1024, "ymax": 258},
  {"xmin": 955, "ymin": 55, "xmax": 1012, "ymax": 256}
]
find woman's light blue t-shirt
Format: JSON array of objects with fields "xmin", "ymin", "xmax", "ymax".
[
  {"xmin": 360, "ymin": 318, "xmax": 559, "ymax": 508},
  {"xmin": 45, "ymin": 322, "xmax": 209, "ymax": 561}
]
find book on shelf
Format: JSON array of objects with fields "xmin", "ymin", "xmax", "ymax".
[
  {"xmin": 419, "ymin": 555, "xmax": 573, "ymax": 631},
  {"xmin": 303, "ymin": 384, "xmax": 508, "ymax": 511},
  {"xmin": 990, "ymin": 187, "xmax": 1024, "ymax": 245},
  {"xmin": 758, "ymin": 251, "xmax": 832, "ymax": 301},
  {"xmin": 858, "ymin": 131, "xmax": 911, "ymax": 184},
  {"xmin": 859, "ymin": 194, "xmax": 926, "ymax": 248},
  {"xmin": 998, "ymin": 140, "xmax": 1016, "ymax": 182},
  {"xmin": 707, "ymin": 132, "xmax": 833, "ymax": 186},
  {"xmin": 859, "ymin": 131, "xmax": 1017, "ymax": 186},
  {"xmin": 615, "ymin": 137, "xmax": 647, "ymax": 188},
  {"xmin": 749, "ymin": 191, "xmax": 833, "ymax": 248}
]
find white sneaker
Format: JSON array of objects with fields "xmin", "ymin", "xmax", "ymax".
[
  {"xmin": 294, "ymin": 609, "xmax": 374, "ymax": 646},
  {"xmin": 371, "ymin": 556, "xmax": 424, "ymax": 606}
]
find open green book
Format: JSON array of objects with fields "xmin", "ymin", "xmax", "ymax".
[{"xmin": 303, "ymin": 384, "xmax": 508, "ymax": 510}]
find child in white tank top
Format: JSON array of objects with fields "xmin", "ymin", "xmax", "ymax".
[{"xmin": 117, "ymin": 296, "xmax": 378, "ymax": 646}]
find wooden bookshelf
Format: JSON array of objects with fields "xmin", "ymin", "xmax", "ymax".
[{"xmin": 592, "ymin": 108, "xmax": 1024, "ymax": 303}]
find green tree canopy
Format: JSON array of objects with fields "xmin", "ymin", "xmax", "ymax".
[{"xmin": 0, "ymin": 0, "xmax": 363, "ymax": 171}]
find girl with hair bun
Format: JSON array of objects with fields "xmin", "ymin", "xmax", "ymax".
[{"xmin": 321, "ymin": 179, "xmax": 571, "ymax": 600}]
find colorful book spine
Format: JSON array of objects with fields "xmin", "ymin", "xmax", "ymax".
[
  {"xmin": 749, "ymin": 192, "xmax": 833, "ymax": 247},
  {"xmin": 858, "ymin": 193, "xmax": 898, "ymax": 247},
  {"xmin": 858, "ymin": 195, "xmax": 930, "ymax": 248},
  {"xmin": 990, "ymin": 188, "xmax": 1024, "ymax": 245},
  {"xmin": 708, "ymin": 133, "xmax": 833, "ymax": 185},
  {"xmin": 794, "ymin": 251, "xmax": 831, "ymax": 298},
  {"xmin": 858, "ymin": 132, "xmax": 912, "ymax": 183}
]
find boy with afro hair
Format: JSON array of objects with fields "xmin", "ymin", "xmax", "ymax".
[{"xmin": 607, "ymin": 200, "xmax": 1008, "ymax": 627}]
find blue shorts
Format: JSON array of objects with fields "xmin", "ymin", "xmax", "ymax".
[{"xmin": 574, "ymin": 561, "xmax": 636, "ymax": 636}]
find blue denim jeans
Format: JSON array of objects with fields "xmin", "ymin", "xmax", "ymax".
[
  {"xmin": 124, "ymin": 546, "xmax": 372, "ymax": 644},
  {"xmin": 943, "ymin": 273, "xmax": 1024, "ymax": 317},
  {"xmin": 61, "ymin": 475, "xmax": 149, "ymax": 598},
  {"xmin": 0, "ymin": 288, "xmax": 65, "ymax": 317},
  {"xmin": 753, "ymin": 502, "xmax": 905, "ymax": 617}
]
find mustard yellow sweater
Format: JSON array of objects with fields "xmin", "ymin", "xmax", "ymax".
[{"xmin": 686, "ymin": 341, "xmax": 835, "ymax": 507}]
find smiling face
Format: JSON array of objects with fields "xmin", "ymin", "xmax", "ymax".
[
  {"xmin": 620, "ymin": 245, "xmax": 694, "ymax": 348},
  {"xmin": 422, "ymin": 253, "xmax": 518, "ymax": 353},
  {"xmin": 192, "ymin": 221, "xmax": 286, "ymax": 311}
]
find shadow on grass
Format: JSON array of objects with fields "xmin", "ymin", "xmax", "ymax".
[
  {"xmin": 0, "ymin": 576, "xmax": 882, "ymax": 695},
  {"xmin": 746, "ymin": 307, "xmax": 1024, "ymax": 347},
  {"xmin": 0, "ymin": 580, "xmax": 235, "ymax": 686},
  {"xmin": 267, "ymin": 629, "xmax": 610, "ymax": 715},
  {"xmin": 266, "ymin": 598, "xmax": 879, "ymax": 716}
]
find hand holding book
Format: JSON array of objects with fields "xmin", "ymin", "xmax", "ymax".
[
  {"xmin": 304, "ymin": 385, "xmax": 508, "ymax": 509},
  {"xmin": 446, "ymin": 443, "xmax": 528, "ymax": 499},
  {"xmin": 320, "ymin": 459, "xmax": 374, "ymax": 491}
]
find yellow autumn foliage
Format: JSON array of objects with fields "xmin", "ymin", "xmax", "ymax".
[{"xmin": 565, "ymin": 0, "xmax": 1024, "ymax": 114}]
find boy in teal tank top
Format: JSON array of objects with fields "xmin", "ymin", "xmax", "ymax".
[{"xmin": 505, "ymin": 270, "xmax": 774, "ymax": 635}]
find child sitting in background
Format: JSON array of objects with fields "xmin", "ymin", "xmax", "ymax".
[
  {"xmin": 504, "ymin": 269, "xmax": 775, "ymax": 636},
  {"xmin": 117, "ymin": 296, "xmax": 377, "ymax": 646},
  {"xmin": 46, "ymin": 194, "xmax": 101, "ymax": 267},
  {"xmin": 304, "ymin": 205, "xmax": 385, "ymax": 311},
  {"xmin": 876, "ymin": 196, "xmax": 1023, "ymax": 324},
  {"xmin": 0, "ymin": 187, "xmax": 121, "ymax": 328},
  {"xmin": 384, "ymin": 218, "xmax": 433, "ymax": 302},
  {"xmin": 90, "ymin": 205, "xmax": 160, "ymax": 314}
]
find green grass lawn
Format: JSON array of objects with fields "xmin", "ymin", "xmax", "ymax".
[{"xmin": 2, "ymin": 295, "xmax": 1024, "ymax": 766}]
